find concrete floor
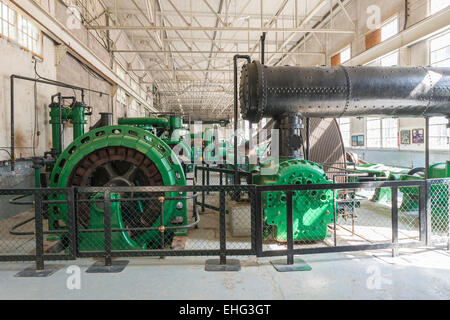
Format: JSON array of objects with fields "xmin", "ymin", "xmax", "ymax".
[{"xmin": 0, "ymin": 247, "xmax": 449, "ymax": 300}]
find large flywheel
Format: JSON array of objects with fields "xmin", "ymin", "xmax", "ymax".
[{"xmin": 49, "ymin": 125, "xmax": 187, "ymax": 250}]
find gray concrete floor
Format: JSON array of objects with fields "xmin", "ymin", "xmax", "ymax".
[{"xmin": 0, "ymin": 247, "xmax": 449, "ymax": 300}]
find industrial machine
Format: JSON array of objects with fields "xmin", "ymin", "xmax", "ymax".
[
  {"xmin": 118, "ymin": 115, "xmax": 193, "ymax": 172},
  {"xmin": 38, "ymin": 96, "xmax": 189, "ymax": 251},
  {"xmin": 239, "ymin": 60, "xmax": 450, "ymax": 242}
]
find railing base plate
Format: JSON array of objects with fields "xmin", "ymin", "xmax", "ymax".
[
  {"xmin": 86, "ymin": 260, "xmax": 129, "ymax": 273},
  {"xmin": 15, "ymin": 264, "xmax": 64, "ymax": 277},
  {"xmin": 205, "ymin": 259, "xmax": 241, "ymax": 272},
  {"xmin": 271, "ymin": 258, "xmax": 312, "ymax": 272}
]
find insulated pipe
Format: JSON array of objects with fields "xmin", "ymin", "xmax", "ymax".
[
  {"xmin": 240, "ymin": 61, "xmax": 450, "ymax": 123},
  {"xmin": 118, "ymin": 117, "xmax": 169, "ymax": 127}
]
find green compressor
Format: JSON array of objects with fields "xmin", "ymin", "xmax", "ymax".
[
  {"xmin": 118, "ymin": 115, "xmax": 193, "ymax": 172},
  {"xmin": 44, "ymin": 97, "xmax": 188, "ymax": 251}
]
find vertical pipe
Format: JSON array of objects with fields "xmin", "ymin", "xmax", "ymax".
[
  {"xmin": 34, "ymin": 167, "xmax": 41, "ymax": 188},
  {"xmin": 233, "ymin": 55, "xmax": 251, "ymax": 185},
  {"xmin": 391, "ymin": 187, "xmax": 399, "ymax": 257},
  {"xmin": 260, "ymin": 32, "xmax": 266, "ymax": 64},
  {"xmin": 286, "ymin": 191, "xmax": 294, "ymax": 265}
]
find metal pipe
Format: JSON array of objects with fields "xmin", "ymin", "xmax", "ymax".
[
  {"xmin": 240, "ymin": 61, "xmax": 450, "ymax": 123},
  {"xmin": 260, "ymin": 32, "xmax": 266, "ymax": 64},
  {"xmin": 9, "ymin": 74, "xmax": 109, "ymax": 170},
  {"xmin": 117, "ymin": 117, "xmax": 169, "ymax": 127},
  {"xmin": 233, "ymin": 55, "xmax": 251, "ymax": 185}
]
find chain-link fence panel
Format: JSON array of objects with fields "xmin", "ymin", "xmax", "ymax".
[
  {"xmin": 0, "ymin": 188, "xmax": 74, "ymax": 263},
  {"xmin": 259, "ymin": 188, "xmax": 334, "ymax": 254},
  {"xmin": 428, "ymin": 179, "xmax": 450, "ymax": 247}
]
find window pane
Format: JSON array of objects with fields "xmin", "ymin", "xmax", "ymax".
[
  {"xmin": 367, "ymin": 118, "xmax": 381, "ymax": 148},
  {"xmin": 382, "ymin": 118, "xmax": 398, "ymax": 148},
  {"xmin": 340, "ymin": 47, "xmax": 351, "ymax": 63},
  {"xmin": 431, "ymin": 0, "xmax": 450, "ymax": 15},
  {"xmin": 337, "ymin": 118, "xmax": 350, "ymax": 147},
  {"xmin": 381, "ymin": 18, "xmax": 398, "ymax": 41},
  {"xmin": 380, "ymin": 51, "xmax": 399, "ymax": 66}
]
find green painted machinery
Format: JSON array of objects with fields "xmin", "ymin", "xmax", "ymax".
[
  {"xmin": 399, "ymin": 163, "xmax": 450, "ymax": 223},
  {"xmin": 48, "ymin": 125, "xmax": 187, "ymax": 251},
  {"xmin": 118, "ymin": 116, "xmax": 193, "ymax": 172},
  {"xmin": 44, "ymin": 97, "xmax": 189, "ymax": 251},
  {"xmin": 252, "ymin": 159, "xmax": 334, "ymax": 242}
]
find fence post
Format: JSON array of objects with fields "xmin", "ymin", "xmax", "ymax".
[
  {"xmin": 34, "ymin": 192, "xmax": 44, "ymax": 270},
  {"xmin": 426, "ymin": 180, "xmax": 432, "ymax": 246},
  {"xmin": 255, "ymin": 187, "xmax": 263, "ymax": 257},
  {"xmin": 419, "ymin": 183, "xmax": 427, "ymax": 244},
  {"xmin": 67, "ymin": 188, "xmax": 77, "ymax": 260},
  {"xmin": 207, "ymin": 164, "xmax": 210, "ymax": 194},
  {"xmin": 104, "ymin": 190, "xmax": 112, "ymax": 267},
  {"xmin": 286, "ymin": 191, "xmax": 294, "ymax": 265},
  {"xmin": 391, "ymin": 187, "xmax": 399, "ymax": 257},
  {"xmin": 202, "ymin": 167, "xmax": 205, "ymax": 212},
  {"xmin": 219, "ymin": 190, "xmax": 226, "ymax": 265},
  {"xmin": 159, "ymin": 195, "xmax": 165, "ymax": 258},
  {"xmin": 333, "ymin": 188, "xmax": 337, "ymax": 247}
]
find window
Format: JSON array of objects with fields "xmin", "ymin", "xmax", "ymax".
[
  {"xmin": 340, "ymin": 46, "xmax": 351, "ymax": 64},
  {"xmin": 382, "ymin": 118, "xmax": 398, "ymax": 148},
  {"xmin": 131, "ymin": 80, "xmax": 138, "ymax": 93},
  {"xmin": 430, "ymin": 0, "xmax": 450, "ymax": 15},
  {"xmin": 337, "ymin": 118, "xmax": 351, "ymax": 147},
  {"xmin": 367, "ymin": 118, "xmax": 382, "ymax": 148},
  {"xmin": 116, "ymin": 66, "xmax": 126, "ymax": 80},
  {"xmin": 366, "ymin": 50, "xmax": 399, "ymax": 66},
  {"xmin": 0, "ymin": 1, "xmax": 42, "ymax": 56},
  {"xmin": 429, "ymin": 117, "xmax": 449, "ymax": 149},
  {"xmin": 365, "ymin": 16, "xmax": 399, "ymax": 50},
  {"xmin": 331, "ymin": 46, "xmax": 351, "ymax": 66},
  {"xmin": 17, "ymin": 14, "xmax": 41, "ymax": 55},
  {"xmin": 430, "ymin": 31, "xmax": 450, "ymax": 67},
  {"xmin": 381, "ymin": 17, "xmax": 398, "ymax": 42},
  {"xmin": 116, "ymin": 87, "xmax": 127, "ymax": 105},
  {"xmin": 0, "ymin": 1, "xmax": 16, "ymax": 39},
  {"xmin": 131, "ymin": 99, "xmax": 138, "ymax": 111},
  {"xmin": 367, "ymin": 118, "xmax": 399, "ymax": 148}
]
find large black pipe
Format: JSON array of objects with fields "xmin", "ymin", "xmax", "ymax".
[
  {"xmin": 240, "ymin": 61, "xmax": 450, "ymax": 123},
  {"xmin": 233, "ymin": 55, "xmax": 251, "ymax": 185}
]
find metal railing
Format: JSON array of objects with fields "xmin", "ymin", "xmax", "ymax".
[{"xmin": 0, "ymin": 178, "xmax": 448, "ymax": 271}]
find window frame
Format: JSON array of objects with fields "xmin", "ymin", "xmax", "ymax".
[
  {"xmin": 380, "ymin": 15, "xmax": 399, "ymax": 42},
  {"xmin": 429, "ymin": 117, "xmax": 449, "ymax": 150},
  {"xmin": 366, "ymin": 117, "xmax": 399, "ymax": 149},
  {"xmin": 430, "ymin": 0, "xmax": 450, "ymax": 15},
  {"xmin": 337, "ymin": 118, "xmax": 351, "ymax": 148},
  {"xmin": 0, "ymin": 0, "xmax": 43, "ymax": 58},
  {"xmin": 430, "ymin": 30, "xmax": 450, "ymax": 67}
]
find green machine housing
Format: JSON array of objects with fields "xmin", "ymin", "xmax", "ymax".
[{"xmin": 44, "ymin": 98, "xmax": 189, "ymax": 251}]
